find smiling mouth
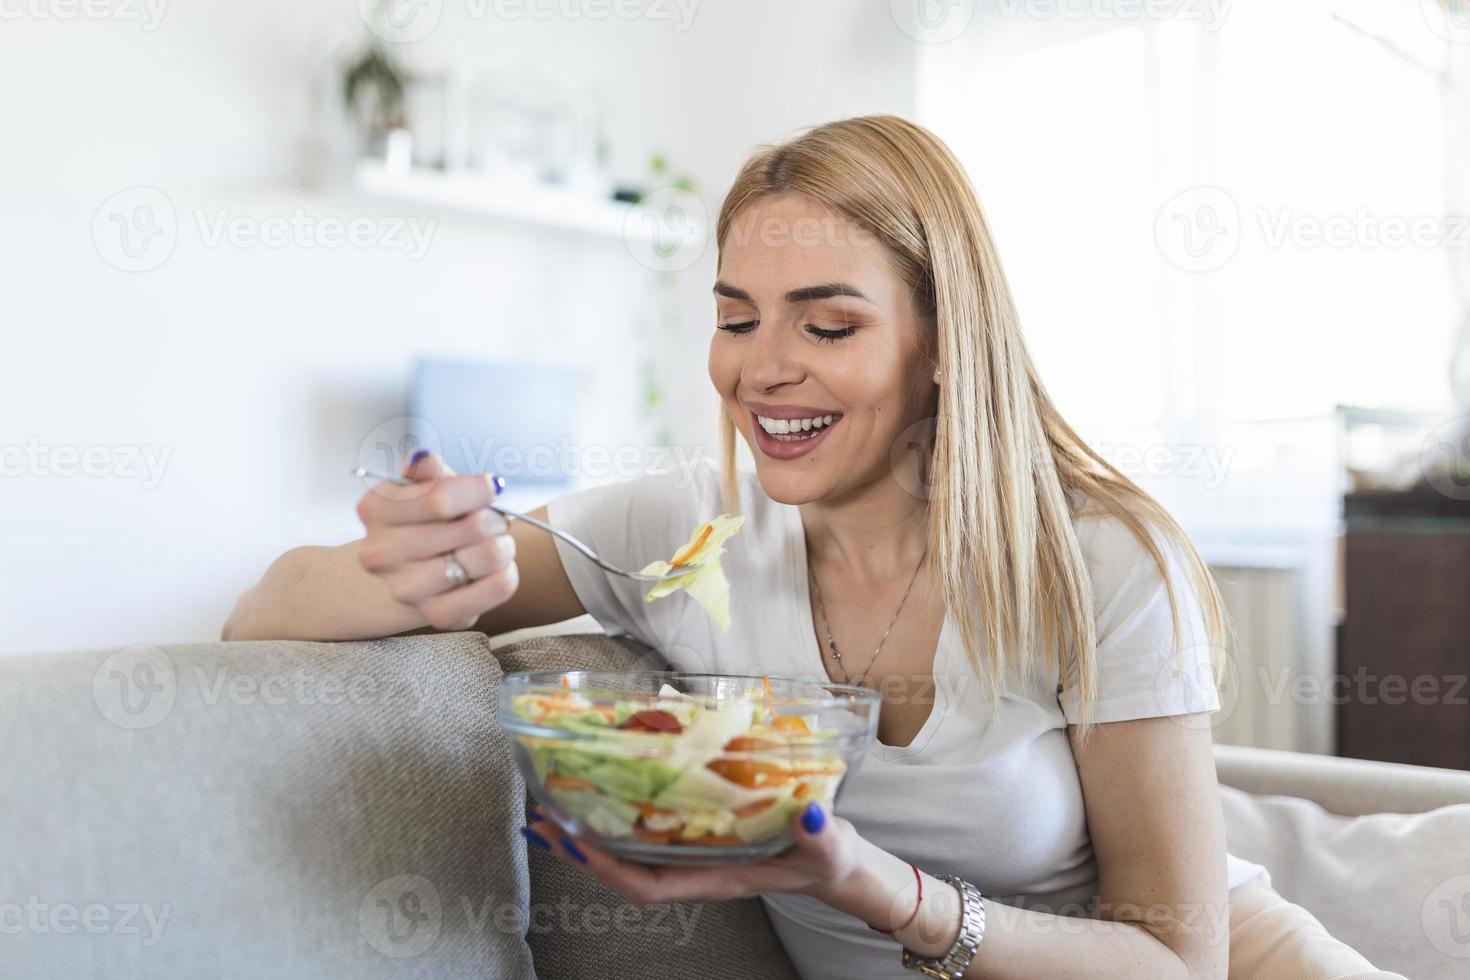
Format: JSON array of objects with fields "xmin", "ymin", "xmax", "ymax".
[{"xmin": 753, "ymin": 412, "xmax": 841, "ymax": 442}]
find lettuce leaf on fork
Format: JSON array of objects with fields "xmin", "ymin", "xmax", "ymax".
[{"xmin": 639, "ymin": 515, "xmax": 745, "ymax": 631}]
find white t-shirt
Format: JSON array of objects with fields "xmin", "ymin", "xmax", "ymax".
[{"xmin": 546, "ymin": 461, "xmax": 1270, "ymax": 980}]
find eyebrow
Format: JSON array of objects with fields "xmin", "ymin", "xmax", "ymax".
[{"xmin": 713, "ymin": 281, "xmax": 874, "ymax": 305}]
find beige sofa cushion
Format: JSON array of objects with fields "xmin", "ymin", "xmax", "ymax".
[
  {"xmin": 494, "ymin": 632, "xmax": 802, "ymax": 980},
  {"xmin": 1220, "ymin": 784, "xmax": 1470, "ymax": 980},
  {"xmin": 0, "ymin": 631, "xmax": 536, "ymax": 978}
]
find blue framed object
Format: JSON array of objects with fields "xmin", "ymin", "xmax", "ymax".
[{"xmin": 409, "ymin": 357, "xmax": 580, "ymax": 494}]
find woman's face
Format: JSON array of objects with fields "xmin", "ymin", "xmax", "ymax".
[{"xmin": 708, "ymin": 193, "xmax": 936, "ymax": 506}]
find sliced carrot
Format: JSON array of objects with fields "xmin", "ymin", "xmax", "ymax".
[
  {"xmin": 637, "ymin": 801, "xmax": 680, "ymax": 820},
  {"xmin": 670, "ymin": 523, "xmax": 714, "ymax": 567},
  {"xmin": 545, "ymin": 775, "xmax": 599, "ymax": 792},
  {"xmin": 793, "ymin": 781, "xmax": 810, "ymax": 799},
  {"xmin": 635, "ymin": 826, "xmax": 678, "ymax": 844},
  {"xmin": 762, "ymin": 675, "xmax": 773, "ymax": 702},
  {"xmin": 732, "ymin": 797, "xmax": 778, "ymax": 818},
  {"xmin": 771, "ymin": 715, "xmax": 810, "ymax": 735},
  {"xmin": 560, "ymin": 676, "xmax": 571, "ymax": 689}
]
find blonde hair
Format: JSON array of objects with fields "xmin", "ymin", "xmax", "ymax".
[{"xmin": 714, "ymin": 115, "xmax": 1226, "ymax": 741}]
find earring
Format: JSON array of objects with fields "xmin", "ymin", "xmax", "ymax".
[{"xmin": 933, "ymin": 369, "xmax": 941, "ymax": 385}]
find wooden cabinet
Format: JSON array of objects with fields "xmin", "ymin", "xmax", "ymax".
[{"xmin": 1338, "ymin": 491, "xmax": 1470, "ymax": 771}]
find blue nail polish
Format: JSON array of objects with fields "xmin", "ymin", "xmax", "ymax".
[
  {"xmin": 520, "ymin": 826, "xmax": 550, "ymax": 850},
  {"xmin": 801, "ymin": 802, "xmax": 826, "ymax": 835},
  {"xmin": 528, "ymin": 810, "xmax": 544, "ymax": 823},
  {"xmin": 561, "ymin": 836, "xmax": 588, "ymax": 864},
  {"xmin": 490, "ymin": 474, "xmax": 506, "ymax": 495},
  {"xmin": 409, "ymin": 449, "xmax": 430, "ymax": 465}
]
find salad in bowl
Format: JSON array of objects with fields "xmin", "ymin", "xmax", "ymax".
[{"xmin": 500, "ymin": 670, "xmax": 880, "ymax": 865}]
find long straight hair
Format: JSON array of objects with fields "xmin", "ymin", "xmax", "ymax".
[{"xmin": 714, "ymin": 115, "xmax": 1226, "ymax": 740}]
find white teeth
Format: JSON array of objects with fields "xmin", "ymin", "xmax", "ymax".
[{"xmin": 755, "ymin": 413, "xmax": 840, "ymax": 437}]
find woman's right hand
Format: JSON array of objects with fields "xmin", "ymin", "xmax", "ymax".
[{"xmin": 354, "ymin": 451, "xmax": 520, "ymax": 631}]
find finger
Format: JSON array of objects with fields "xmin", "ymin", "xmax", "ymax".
[
  {"xmin": 360, "ymin": 472, "xmax": 504, "ymax": 527},
  {"xmin": 358, "ymin": 509, "xmax": 509, "ymax": 573},
  {"xmin": 530, "ymin": 806, "xmax": 753, "ymax": 905},
  {"xmin": 402, "ymin": 450, "xmax": 456, "ymax": 481},
  {"xmin": 417, "ymin": 561, "xmax": 519, "ymax": 631},
  {"xmin": 376, "ymin": 532, "xmax": 515, "ymax": 604}
]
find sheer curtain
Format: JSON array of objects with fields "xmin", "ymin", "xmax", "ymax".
[{"xmin": 915, "ymin": 0, "xmax": 1459, "ymax": 752}]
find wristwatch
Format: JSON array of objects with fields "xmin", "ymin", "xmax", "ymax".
[{"xmin": 900, "ymin": 873, "xmax": 986, "ymax": 979}]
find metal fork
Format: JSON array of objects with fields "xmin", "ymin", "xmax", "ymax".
[{"xmin": 351, "ymin": 467, "xmax": 689, "ymax": 584}]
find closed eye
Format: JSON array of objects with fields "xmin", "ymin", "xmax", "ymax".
[
  {"xmin": 717, "ymin": 320, "xmax": 757, "ymax": 335},
  {"xmin": 806, "ymin": 324, "xmax": 856, "ymax": 343}
]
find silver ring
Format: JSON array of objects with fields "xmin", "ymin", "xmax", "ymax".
[{"xmin": 444, "ymin": 551, "xmax": 470, "ymax": 588}]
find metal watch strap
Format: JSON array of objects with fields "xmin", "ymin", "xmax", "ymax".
[{"xmin": 900, "ymin": 873, "xmax": 986, "ymax": 979}]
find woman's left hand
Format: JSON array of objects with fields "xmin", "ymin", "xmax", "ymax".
[{"xmin": 524, "ymin": 801, "xmax": 868, "ymax": 907}]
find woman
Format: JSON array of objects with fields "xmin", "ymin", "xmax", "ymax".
[{"xmin": 225, "ymin": 116, "xmax": 1402, "ymax": 979}]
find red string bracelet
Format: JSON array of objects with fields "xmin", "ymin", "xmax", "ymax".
[{"xmin": 866, "ymin": 862, "xmax": 923, "ymax": 934}]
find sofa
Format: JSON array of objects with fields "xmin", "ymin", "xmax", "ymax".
[{"xmin": 3, "ymin": 629, "xmax": 1468, "ymax": 979}]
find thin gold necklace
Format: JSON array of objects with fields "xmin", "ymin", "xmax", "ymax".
[{"xmin": 808, "ymin": 547, "xmax": 928, "ymax": 687}]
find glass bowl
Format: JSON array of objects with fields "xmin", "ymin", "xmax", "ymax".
[{"xmin": 499, "ymin": 670, "xmax": 880, "ymax": 866}]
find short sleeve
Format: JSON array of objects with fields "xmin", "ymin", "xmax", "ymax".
[
  {"xmin": 544, "ymin": 461, "xmax": 725, "ymax": 647},
  {"xmin": 1058, "ymin": 515, "xmax": 1222, "ymax": 725}
]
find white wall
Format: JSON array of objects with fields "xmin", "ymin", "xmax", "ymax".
[{"xmin": 0, "ymin": 0, "xmax": 917, "ymax": 653}]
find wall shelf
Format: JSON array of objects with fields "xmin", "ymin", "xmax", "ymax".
[{"xmin": 353, "ymin": 161, "xmax": 641, "ymax": 240}]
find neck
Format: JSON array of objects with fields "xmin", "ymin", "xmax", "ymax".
[{"xmin": 799, "ymin": 473, "xmax": 929, "ymax": 585}]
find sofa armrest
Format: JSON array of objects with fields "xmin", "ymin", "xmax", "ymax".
[{"xmin": 1214, "ymin": 743, "xmax": 1470, "ymax": 816}]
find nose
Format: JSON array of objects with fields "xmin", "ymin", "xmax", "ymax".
[{"xmin": 741, "ymin": 321, "xmax": 807, "ymax": 394}]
